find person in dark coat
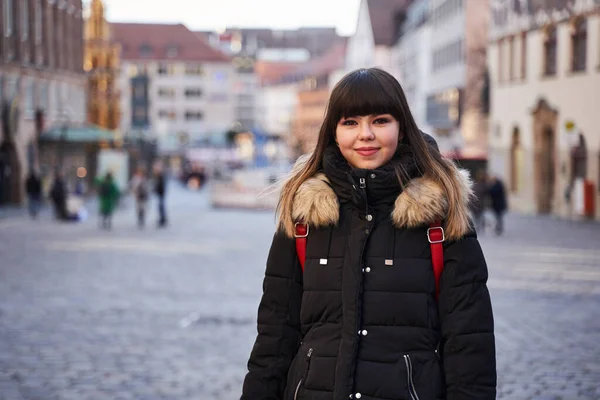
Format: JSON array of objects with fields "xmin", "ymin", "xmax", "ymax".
[
  {"xmin": 25, "ymin": 170, "xmax": 43, "ymax": 218},
  {"xmin": 154, "ymin": 168, "xmax": 167, "ymax": 227},
  {"xmin": 488, "ymin": 176, "xmax": 507, "ymax": 235},
  {"xmin": 50, "ymin": 172, "xmax": 68, "ymax": 221},
  {"xmin": 241, "ymin": 68, "xmax": 496, "ymax": 400}
]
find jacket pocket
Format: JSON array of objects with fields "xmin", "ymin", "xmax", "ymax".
[
  {"xmin": 403, "ymin": 354, "xmax": 421, "ymax": 400},
  {"xmin": 292, "ymin": 348, "xmax": 314, "ymax": 400}
]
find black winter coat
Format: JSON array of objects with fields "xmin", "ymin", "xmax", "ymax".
[{"xmin": 242, "ymin": 149, "xmax": 496, "ymax": 400}]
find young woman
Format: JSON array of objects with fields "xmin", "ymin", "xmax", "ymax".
[{"xmin": 241, "ymin": 68, "xmax": 496, "ymax": 400}]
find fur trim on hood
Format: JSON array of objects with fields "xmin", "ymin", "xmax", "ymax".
[{"xmin": 286, "ymin": 163, "xmax": 474, "ymax": 241}]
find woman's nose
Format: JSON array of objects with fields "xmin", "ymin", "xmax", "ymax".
[{"xmin": 358, "ymin": 122, "xmax": 375, "ymax": 140}]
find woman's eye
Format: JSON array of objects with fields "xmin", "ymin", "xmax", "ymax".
[
  {"xmin": 341, "ymin": 120, "xmax": 357, "ymax": 126},
  {"xmin": 374, "ymin": 118, "xmax": 390, "ymax": 124}
]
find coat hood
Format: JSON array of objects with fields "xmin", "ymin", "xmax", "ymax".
[{"xmin": 287, "ymin": 162, "xmax": 474, "ymax": 241}]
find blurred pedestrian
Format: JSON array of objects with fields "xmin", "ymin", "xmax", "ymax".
[
  {"xmin": 241, "ymin": 68, "xmax": 496, "ymax": 400},
  {"xmin": 130, "ymin": 167, "xmax": 149, "ymax": 228},
  {"xmin": 154, "ymin": 167, "xmax": 167, "ymax": 228},
  {"xmin": 50, "ymin": 171, "xmax": 68, "ymax": 221},
  {"xmin": 97, "ymin": 172, "xmax": 120, "ymax": 229},
  {"xmin": 472, "ymin": 169, "xmax": 489, "ymax": 233},
  {"xmin": 25, "ymin": 169, "xmax": 42, "ymax": 219},
  {"xmin": 488, "ymin": 175, "xmax": 507, "ymax": 235}
]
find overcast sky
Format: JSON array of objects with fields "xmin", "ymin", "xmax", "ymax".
[{"xmin": 98, "ymin": 0, "xmax": 361, "ymax": 36}]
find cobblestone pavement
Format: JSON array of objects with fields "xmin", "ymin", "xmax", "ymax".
[{"xmin": 0, "ymin": 183, "xmax": 599, "ymax": 400}]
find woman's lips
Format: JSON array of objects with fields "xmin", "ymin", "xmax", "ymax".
[{"xmin": 355, "ymin": 148, "xmax": 380, "ymax": 157}]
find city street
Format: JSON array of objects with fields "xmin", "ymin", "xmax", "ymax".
[{"xmin": 1, "ymin": 183, "xmax": 599, "ymax": 400}]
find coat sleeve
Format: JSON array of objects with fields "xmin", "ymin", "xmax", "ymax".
[
  {"xmin": 241, "ymin": 231, "xmax": 303, "ymax": 400},
  {"xmin": 438, "ymin": 232, "xmax": 496, "ymax": 400}
]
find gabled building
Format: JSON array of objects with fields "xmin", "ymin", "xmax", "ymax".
[
  {"xmin": 346, "ymin": 0, "xmax": 411, "ymax": 77},
  {"xmin": 0, "ymin": 0, "xmax": 86, "ymax": 205},
  {"xmin": 112, "ymin": 23, "xmax": 234, "ymax": 154}
]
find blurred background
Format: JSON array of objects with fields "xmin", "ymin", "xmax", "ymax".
[{"xmin": 0, "ymin": 0, "xmax": 599, "ymax": 399}]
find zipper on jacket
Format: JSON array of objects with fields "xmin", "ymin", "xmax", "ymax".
[
  {"xmin": 294, "ymin": 348, "xmax": 313, "ymax": 400},
  {"xmin": 359, "ymin": 178, "xmax": 366, "ymax": 189},
  {"xmin": 403, "ymin": 355, "xmax": 420, "ymax": 400}
]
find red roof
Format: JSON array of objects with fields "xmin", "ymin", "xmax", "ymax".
[
  {"xmin": 367, "ymin": 0, "xmax": 412, "ymax": 46},
  {"xmin": 287, "ymin": 40, "xmax": 348, "ymax": 80},
  {"xmin": 111, "ymin": 23, "xmax": 231, "ymax": 62}
]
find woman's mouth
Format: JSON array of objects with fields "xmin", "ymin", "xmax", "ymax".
[{"xmin": 355, "ymin": 147, "xmax": 380, "ymax": 157}]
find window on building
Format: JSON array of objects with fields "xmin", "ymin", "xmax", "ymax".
[
  {"xmin": 24, "ymin": 80, "xmax": 35, "ymax": 117},
  {"xmin": 134, "ymin": 107, "xmax": 147, "ymax": 120},
  {"xmin": 185, "ymin": 111, "xmax": 203, "ymax": 121},
  {"xmin": 185, "ymin": 88, "xmax": 203, "ymax": 98},
  {"xmin": 35, "ymin": 0, "xmax": 43, "ymax": 45},
  {"xmin": 158, "ymin": 87, "xmax": 176, "ymax": 98},
  {"xmin": 498, "ymin": 38, "xmax": 504, "ymax": 82},
  {"xmin": 166, "ymin": 45, "xmax": 179, "ymax": 58},
  {"xmin": 4, "ymin": 0, "xmax": 13, "ymax": 37},
  {"xmin": 139, "ymin": 44, "xmax": 153, "ymax": 58},
  {"xmin": 21, "ymin": 0, "xmax": 29, "ymax": 41},
  {"xmin": 571, "ymin": 18, "xmax": 587, "ymax": 72},
  {"xmin": 39, "ymin": 82, "xmax": 48, "ymax": 111},
  {"xmin": 133, "ymin": 84, "xmax": 145, "ymax": 99},
  {"xmin": 185, "ymin": 65, "xmax": 204, "ymax": 76},
  {"xmin": 543, "ymin": 26, "xmax": 557, "ymax": 76},
  {"xmin": 508, "ymin": 36, "xmax": 515, "ymax": 81},
  {"xmin": 158, "ymin": 63, "xmax": 176, "ymax": 75},
  {"xmin": 158, "ymin": 109, "xmax": 177, "ymax": 120},
  {"xmin": 520, "ymin": 32, "xmax": 527, "ymax": 79}
]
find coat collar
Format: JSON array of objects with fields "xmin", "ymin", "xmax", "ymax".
[{"xmin": 290, "ymin": 164, "xmax": 474, "ymax": 241}]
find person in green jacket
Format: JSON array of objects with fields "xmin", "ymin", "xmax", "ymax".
[{"xmin": 97, "ymin": 172, "xmax": 120, "ymax": 229}]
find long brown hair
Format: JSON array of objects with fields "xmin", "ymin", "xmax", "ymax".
[{"xmin": 277, "ymin": 68, "xmax": 470, "ymax": 238}]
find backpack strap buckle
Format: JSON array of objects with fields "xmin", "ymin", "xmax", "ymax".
[
  {"xmin": 294, "ymin": 222, "xmax": 309, "ymax": 238},
  {"xmin": 427, "ymin": 226, "xmax": 445, "ymax": 244}
]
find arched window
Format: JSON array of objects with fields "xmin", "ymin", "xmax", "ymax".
[
  {"xmin": 571, "ymin": 18, "xmax": 587, "ymax": 72},
  {"xmin": 510, "ymin": 126, "xmax": 523, "ymax": 193},
  {"xmin": 543, "ymin": 26, "xmax": 557, "ymax": 76}
]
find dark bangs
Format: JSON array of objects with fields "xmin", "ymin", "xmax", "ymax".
[{"xmin": 328, "ymin": 70, "xmax": 402, "ymax": 123}]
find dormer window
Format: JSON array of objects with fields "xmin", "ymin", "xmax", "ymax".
[
  {"xmin": 139, "ymin": 43, "xmax": 153, "ymax": 58},
  {"xmin": 166, "ymin": 45, "xmax": 179, "ymax": 58}
]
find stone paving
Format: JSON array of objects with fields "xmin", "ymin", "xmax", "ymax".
[{"xmin": 0, "ymin": 183, "xmax": 599, "ymax": 399}]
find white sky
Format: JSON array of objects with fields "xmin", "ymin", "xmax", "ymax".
[{"xmin": 99, "ymin": 0, "xmax": 361, "ymax": 36}]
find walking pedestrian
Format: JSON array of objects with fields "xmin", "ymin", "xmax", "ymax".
[
  {"xmin": 488, "ymin": 175, "xmax": 507, "ymax": 235},
  {"xmin": 241, "ymin": 68, "xmax": 496, "ymax": 400},
  {"xmin": 97, "ymin": 172, "xmax": 119, "ymax": 229},
  {"xmin": 130, "ymin": 168, "xmax": 149, "ymax": 228},
  {"xmin": 154, "ymin": 167, "xmax": 167, "ymax": 228},
  {"xmin": 25, "ymin": 170, "xmax": 42, "ymax": 218}
]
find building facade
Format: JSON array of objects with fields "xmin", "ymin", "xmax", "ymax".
[
  {"xmin": 0, "ymin": 0, "xmax": 86, "ymax": 205},
  {"xmin": 346, "ymin": 0, "xmax": 411, "ymax": 78},
  {"xmin": 394, "ymin": 0, "xmax": 434, "ymax": 134},
  {"xmin": 84, "ymin": 0, "xmax": 120, "ymax": 130},
  {"xmin": 290, "ymin": 42, "xmax": 347, "ymax": 154},
  {"xmin": 488, "ymin": 0, "xmax": 600, "ymax": 220},
  {"xmin": 201, "ymin": 28, "xmax": 344, "ymax": 133},
  {"xmin": 112, "ymin": 23, "xmax": 234, "ymax": 154},
  {"xmin": 426, "ymin": 0, "xmax": 489, "ymax": 158}
]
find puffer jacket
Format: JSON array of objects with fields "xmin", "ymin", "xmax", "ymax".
[{"xmin": 241, "ymin": 146, "xmax": 496, "ymax": 400}]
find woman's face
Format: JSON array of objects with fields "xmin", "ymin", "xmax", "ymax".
[{"xmin": 335, "ymin": 114, "xmax": 401, "ymax": 169}]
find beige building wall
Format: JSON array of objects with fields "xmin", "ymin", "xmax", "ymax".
[{"xmin": 488, "ymin": 10, "xmax": 600, "ymax": 220}]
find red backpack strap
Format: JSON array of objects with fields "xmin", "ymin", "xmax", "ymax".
[
  {"xmin": 295, "ymin": 222, "xmax": 309, "ymax": 272},
  {"xmin": 427, "ymin": 220, "xmax": 445, "ymax": 300}
]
